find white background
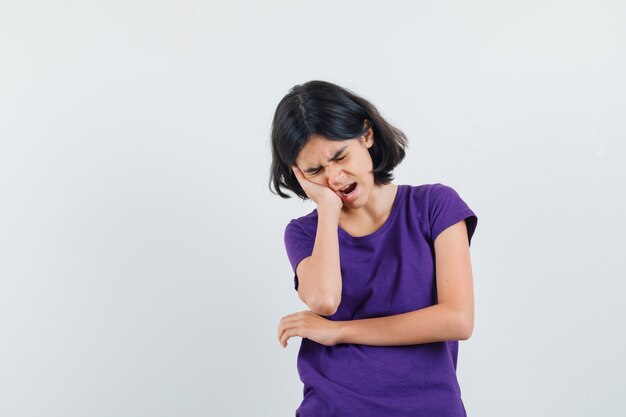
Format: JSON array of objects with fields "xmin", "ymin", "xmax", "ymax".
[{"xmin": 1, "ymin": 1, "xmax": 625, "ymax": 416}]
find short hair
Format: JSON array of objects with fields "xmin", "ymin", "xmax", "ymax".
[{"xmin": 268, "ymin": 80, "xmax": 409, "ymax": 200}]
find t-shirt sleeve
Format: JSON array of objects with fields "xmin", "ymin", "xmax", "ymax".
[
  {"xmin": 428, "ymin": 183, "xmax": 478, "ymax": 246},
  {"xmin": 283, "ymin": 220, "xmax": 315, "ymax": 291}
]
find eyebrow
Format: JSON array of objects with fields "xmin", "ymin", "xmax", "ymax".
[{"xmin": 303, "ymin": 146, "xmax": 349, "ymax": 174}]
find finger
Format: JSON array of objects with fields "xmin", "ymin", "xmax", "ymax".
[
  {"xmin": 280, "ymin": 328, "xmax": 300, "ymax": 348},
  {"xmin": 279, "ymin": 319, "xmax": 303, "ymax": 346},
  {"xmin": 277, "ymin": 317, "xmax": 296, "ymax": 343},
  {"xmin": 279, "ymin": 327, "xmax": 289, "ymax": 347},
  {"xmin": 277, "ymin": 319, "xmax": 288, "ymax": 343},
  {"xmin": 277, "ymin": 316, "xmax": 291, "ymax": 340}
]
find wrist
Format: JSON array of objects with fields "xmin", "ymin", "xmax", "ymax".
[
  {"xmin": 317, "ymin": 207, "xmax": 341, "ymax": 223},
  {"xmin": 333, "ymin": 320, "xmax": 349, "ymax": 345}
]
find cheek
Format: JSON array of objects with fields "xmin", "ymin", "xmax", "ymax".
[
  {"xmin": 353, "ymin": 159, "xmax": 373, "ymax": 179},
  {"xmin": 308, "ymin": 177, "xmax": 326, "ymax": 187},
  {"xmin": 351, "ymin": 160, "xmax": 367, "ymax": 173}
]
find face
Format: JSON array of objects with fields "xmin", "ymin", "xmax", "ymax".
[{"xmin": 294, "ymin": 127, "xmax": 375, "ymax": 208}]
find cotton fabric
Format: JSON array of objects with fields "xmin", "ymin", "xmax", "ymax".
[{"xmin": 283, "ymin": 183, "xmax": 478, "ymax": 417}]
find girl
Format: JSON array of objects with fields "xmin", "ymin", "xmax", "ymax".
[{"xmin": 269, "ymin": 80, "xmax": 478, "ymax": 417}]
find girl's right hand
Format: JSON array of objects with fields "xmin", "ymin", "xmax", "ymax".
[{"xmin": 292, "ymin": 165, "xmax": 344, "ymax": 214}]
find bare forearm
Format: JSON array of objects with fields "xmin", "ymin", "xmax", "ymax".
[
  {"xmin": 305, "ymin": 208, "xmax": 342, "ymax": 309},
  {"xmin": 335, "ymin": 303, "xmax": 469, "ymax": 346}
]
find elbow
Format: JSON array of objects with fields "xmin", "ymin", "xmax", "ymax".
[
  {"xmin": 300, "ymin": 287, "xmax": 340, "ymax": 316},
  {"xmin": 457, "ymin": 313, "xmax": 474, "ymax": 340},
  {"xmin": 312, "ymin": 298, "xmax": 339, "ymax": 317}
]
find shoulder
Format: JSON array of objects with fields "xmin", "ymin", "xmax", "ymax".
[
  {"xmin": 426, "ymin": 182, "xmax": 465, "ymax": 207},
  {"xmin": 399, "ymin": 182, "xmax": 453, "ymax": 198},
  {"xmin": 427, "ymin": 182, "xmax": 460, "ymax": 196},
  {"xmin": 394, "ymin": 183, "xmax": 439, "ymax": 229},
  {"xmin": 401, "ymin": 181, "xmax": 476, "ymax": 232},
  {"xmin": 425, "ymin": 182, "xmax": 475, "ymax": 211},
  {"xmin": 423, "ymin": 182, "xmax": 478, "ymax": 244},
  {"xmin": 403, "ymin": 182, "xmax": 468, "ymax": 206},
  {"xmin": 402, "ymin": 183, "xmax": 434, "ymax": 198},
  {"xmin": 284, "ymin": 208, "xmax": 318, "ymax": 238},
  {"xmin": 400, "ymin": 182, "xmax": 442, "ymax": 211}
]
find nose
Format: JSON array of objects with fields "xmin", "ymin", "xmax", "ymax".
[{"xmin": 326, "ymin": 163, "xmax": 346, "ymax": 189}]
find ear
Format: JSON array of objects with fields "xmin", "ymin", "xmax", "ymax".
[{"xmin": 361, "ymin": 125, "xmax": 374, "ymax": 149}]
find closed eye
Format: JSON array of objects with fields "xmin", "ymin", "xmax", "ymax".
[{"xmin": 309, "ymin": 155, "xmax": 346, "ymax": 176}]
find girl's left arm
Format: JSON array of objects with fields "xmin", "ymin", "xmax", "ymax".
[{"xmin": 335, "ymin": 219, "xmax": 474, "ymax": 345}]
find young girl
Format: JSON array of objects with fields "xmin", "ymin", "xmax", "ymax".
[{"xmin": 269, "ymin": 80, "xmax": 478, "ymax": 417}]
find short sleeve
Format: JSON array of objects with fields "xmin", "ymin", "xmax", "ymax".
[
  {"xmin": 283, "ymin": 220, "xmax": 315, "ymax": 291},
  {"xmin": 428, "ymin": 183, "xmax": 478, "ymax": 246}
]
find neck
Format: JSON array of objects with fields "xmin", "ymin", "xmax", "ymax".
[{"xmin": 341, "ymin": 183, "xmax": 398, "ymax": 223}]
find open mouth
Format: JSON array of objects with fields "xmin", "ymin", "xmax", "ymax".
[{"xmin": 340, "ymin": 182, "xmax": 357, "ymax": 196}]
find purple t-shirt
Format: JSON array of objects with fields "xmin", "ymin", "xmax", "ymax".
[{"xmin": 283, "ymin": 183, "xmax": 478, "ymax": 417}]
